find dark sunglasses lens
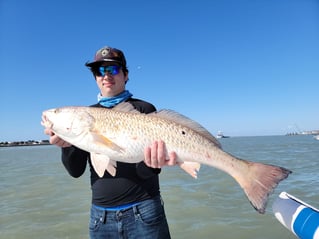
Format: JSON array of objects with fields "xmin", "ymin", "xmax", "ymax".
[
  {"xmin": 94, "ymin": 69, "xmax": 102, "ymax": 76},
  {"xmin": 98, "ymin": 66, "xmax": 120, "ymax": 76}
]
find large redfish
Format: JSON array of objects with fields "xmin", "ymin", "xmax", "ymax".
[{"xmin": 41, "ymin": 103, "xmax": 291, "ymax": 214}]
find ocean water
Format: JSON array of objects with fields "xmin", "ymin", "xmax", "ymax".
[{"xmin": 1, "ymin": 135, "xmax": 318, "ymax": 239}]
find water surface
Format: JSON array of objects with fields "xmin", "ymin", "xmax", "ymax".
[{"xmin": 1, "ymin": 135, "xmax": 318, "ymax": 238}]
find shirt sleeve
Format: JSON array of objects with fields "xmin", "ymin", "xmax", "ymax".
[{"xmin": 61, "ymin": 146, "xmax": 89, "ymax": 178}]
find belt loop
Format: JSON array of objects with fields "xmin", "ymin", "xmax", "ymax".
[
  {"xmin": 101, "ymin": 210, "xmax": 107, "ymax": 224},
  {"xmin": 133, "ymin": 204, "xmax": 140, "ymax": 219}
]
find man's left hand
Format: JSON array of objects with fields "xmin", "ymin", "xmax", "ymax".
[{"xmin": 144, "ymin": 140, "xmax": 177, "ymax": 168}]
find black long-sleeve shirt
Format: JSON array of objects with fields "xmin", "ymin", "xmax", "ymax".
[{"xmin": 61, "ymin": 98, "xmax": 161, "ymax": 207}]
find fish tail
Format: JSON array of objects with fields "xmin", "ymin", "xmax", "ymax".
[{"xmin": 237, "ymin": 161, "xmax": 292, "ymax": 214}]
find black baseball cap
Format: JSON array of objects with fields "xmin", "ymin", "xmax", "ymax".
[{"xmin": 85, "ymin": 46, "xmax": 127, "ymax": 68}]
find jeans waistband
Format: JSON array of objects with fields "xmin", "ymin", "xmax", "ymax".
[{"xmin": 93, "ymin": 201, "xmax": 142, "ymax": 211}]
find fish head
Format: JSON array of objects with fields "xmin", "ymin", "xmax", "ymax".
[{"xmin": 42, "ymin": 107, "xmax": 96, "ymax": 139}]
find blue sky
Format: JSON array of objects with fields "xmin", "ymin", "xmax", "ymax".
[{"xmin": 1, "ymin": 0, "xmax": 318, "ymax": 141}]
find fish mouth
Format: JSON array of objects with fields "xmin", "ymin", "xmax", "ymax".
[{"xmin": 41, "ymin": 112, "xmax": 53, "ymax": 129}]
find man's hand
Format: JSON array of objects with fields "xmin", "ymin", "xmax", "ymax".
[
  {"xmin": 43, "ymin": 128, "xmax": 72, "ymax": 148},
  {"xmin": 144, "ymin": 140, "xmax": 177, "ymax": 168}
]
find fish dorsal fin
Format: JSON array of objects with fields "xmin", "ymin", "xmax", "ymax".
[
  {"xmin": 114, "ymin": 103, "xmax": 221, "ymax": 148},
  {"xmin": 112, "ymin": 102, "xmax": 140, "ymax": 113},
  {"xmin": 152, "ymin": 110, "xmax": 222, "ymax": 148}
]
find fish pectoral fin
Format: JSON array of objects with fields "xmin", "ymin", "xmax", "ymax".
[
  {"xmin": 179, "ymin": 161, "xmax": 201, "ymax": 179},
  {"xmin": 90, "ymin": 153, "xmax": 117, "ymax": 177},
  {"xmin": 90, "ymin": 132, "xmax": 124, "ymax": 153}
]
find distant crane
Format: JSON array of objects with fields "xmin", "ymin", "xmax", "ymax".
[{"xmin": 286, "ymin": 123, "xmax": 302, "ymax": 135}]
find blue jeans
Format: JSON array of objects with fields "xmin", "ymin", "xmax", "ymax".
[{"xmin": 89, "ymin": 195, "xmax": 171, "ymax": 239}]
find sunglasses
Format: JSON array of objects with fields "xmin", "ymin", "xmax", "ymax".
[{"xmin": 94, "ymin": 65, "xmax": 121, "ymax": 77}]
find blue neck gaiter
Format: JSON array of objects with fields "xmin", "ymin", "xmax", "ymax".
[{"xmin": 97, "ymin": 90, "xmax": 133, "ymax": 108}]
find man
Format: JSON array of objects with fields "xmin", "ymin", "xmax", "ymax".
[{"xmin": 43, "ymin": 46, "xmax": 176, "ymax": 239}]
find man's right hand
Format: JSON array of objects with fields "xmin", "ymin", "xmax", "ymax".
[{"xmin": 43, "ymin": 128, "xmax": 72, "ymax": 148}]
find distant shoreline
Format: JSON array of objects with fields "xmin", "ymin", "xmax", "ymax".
[{"xmin": 0, "ymin": 140, "xmax": 51, "ymax": 147}]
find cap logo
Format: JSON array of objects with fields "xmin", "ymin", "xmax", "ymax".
[{"xmin": 101, "ymin": 48, "xmax": 109, "ymax": 57}]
